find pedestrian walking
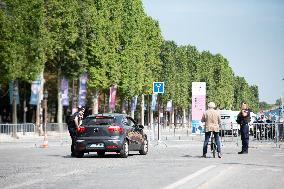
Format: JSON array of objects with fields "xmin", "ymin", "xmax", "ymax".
[
  {"xmin": 201, "ymin": 102, "xmax": 222, "ymax": 158},
  {"xmin": 236, "ymin": 102, "xmax": 251, "ymax": 154},
  {"xmin": 67, "ymin": 107, "xmax": 85, "ymax": 157}
]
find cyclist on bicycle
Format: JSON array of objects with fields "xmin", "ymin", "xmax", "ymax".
[{"xmin": 201, "ymin": 102, "xmax": 222, "ymax": 158}]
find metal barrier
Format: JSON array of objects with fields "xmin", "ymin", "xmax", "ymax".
[
  {"xmin": 0, "ymin": 123, "xmax": 36, "ymax": 135},
  {"xmin": 0, "ymin": 123, "xmax": 68, "ymax": 136},
  {"xmin": 250, "ymin": 123, "xmax": 277, "ymax": 141}
]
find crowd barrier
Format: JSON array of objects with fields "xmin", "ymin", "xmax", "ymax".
[
  {"xmin": 0, "ymin": 123, "xmax": 68, "ymax": 136},
  {"xmin": 0, "ymin": 123, "xmax": 36, "ymax": 135}
]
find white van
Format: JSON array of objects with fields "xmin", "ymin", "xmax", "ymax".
[
  {"xmin": 219, "ymin": 110, "xmax": 240, "ymax": 136},
  {"xmin": 219, "ymin": 110, "xmax": 255, "ymax": 136}
]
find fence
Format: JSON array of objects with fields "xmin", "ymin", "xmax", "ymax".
[
  {"xmin": 0, "ymin": 123, "xmax": 36, "ymax": 135},
  {"xmin": 0, "ymin": 123, "xmax": 68, "ymax": 136}
]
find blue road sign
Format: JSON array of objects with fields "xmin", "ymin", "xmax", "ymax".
[{"xmin": 153, "ymin": 82, "xmax": 165, "ymax": 93}]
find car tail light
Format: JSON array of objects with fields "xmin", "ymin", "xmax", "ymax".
[
  {"xmin": 76, "ymin": 126, "xmax": 86, "ymax": 133},
  {"xmin": 106, "ymin": 145, "xmax": 119, "ymax": 149},
  {"xmin": 108, "ymin": 125, "xmax": 123, "ymax": 133}
]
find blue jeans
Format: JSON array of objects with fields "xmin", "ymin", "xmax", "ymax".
[{"xmin": 203, "ymin": 131, "xmax": 221, "ymax": 155}]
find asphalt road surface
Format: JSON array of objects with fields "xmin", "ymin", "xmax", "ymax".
[{"xmin": 0, "ymin": 137, "xmax": 284, "ymax": 189}]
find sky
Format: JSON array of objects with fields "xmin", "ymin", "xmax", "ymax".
[{"xmin": 142, "ymin": 0, "xmax": 284, "ymax": 104}]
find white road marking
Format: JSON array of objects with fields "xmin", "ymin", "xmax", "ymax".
[
  {"xmin": 162, "ymin": 165, "xmax": 216, "ymax": 189},
  {"xmin": 195, "ymin": 166, "xmax": 234, "ymax": 189},
  {"xmin": 2, "ymin": 179, "xmax": 44, "ymax": 189},
  {"xmin": 2, "ymin": 170, "xmax": 83, "ymax": 189}
]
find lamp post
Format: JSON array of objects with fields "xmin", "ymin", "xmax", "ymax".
[{"xmin": 43, "ymin": 90, "xmax": 48, "ymax": 135}]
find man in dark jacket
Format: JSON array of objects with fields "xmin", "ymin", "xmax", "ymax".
[
  {"xmin": 236, "ymin": 102, "xmax": 251, "ymax": 154},
  {"xmin": 68, "ymin": 107, "xmax": 85, "ymax": 157}
]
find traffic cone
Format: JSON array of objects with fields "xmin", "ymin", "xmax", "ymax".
[{"xmin": 40, "ymin": 134, "xmax": 49, "ymax": 148}]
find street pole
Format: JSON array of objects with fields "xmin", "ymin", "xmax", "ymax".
[{"xmin": 157, "ymin": 94, "xmax": 160, "ymax": 141}]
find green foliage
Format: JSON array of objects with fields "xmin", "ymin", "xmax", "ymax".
[
  {"xmin": 44, "ymin": 0, "xmax": 87, "ymax": 78},
  {"xmin": 0, "ymin": 0, "xmax": 260, "ymax": 115},
  {"xmin": 0, "ymin": 0, "xmax": 46, "ymax": 83}
]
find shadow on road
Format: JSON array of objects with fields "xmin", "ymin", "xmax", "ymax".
[
  {"xmin": 59, "ymin": 153, "xmax": 139, "ymax": 159},
  {"xmin": 181, "ymin": 154, "xmax": 206, "ymax": 159},
  {"xmin": 222, "ymin": 162, "xmax": 281, "ymax": 168}
]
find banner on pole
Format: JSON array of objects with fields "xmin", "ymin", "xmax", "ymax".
[
  {"xmin": 109, "ymin": 85, "xmax": 117, "ymax": 111},
  {"xmin": 29, "ymin": 77, "xmax": 41, "ymax": 105},
  {"xmin": 191, "ymin": 82, "xmax": 206, "ymax": 134},
  {"xmin": 78, "ymin": 73, "xmax": 88, "ymax": 107},
  {"xmin": 151, "ymin": 93, "xmax": 158, "ymax": 111},
  {"xmin": 9, "ymin": 81, "xmax": 20, "ymax": 105},
  {"xmin": 61, "ymin": 78, "xmax": 69, "ymax": 106},
  {"xmin": 131, "ymin": 96, "xmax": 138, "ymax": 111}
]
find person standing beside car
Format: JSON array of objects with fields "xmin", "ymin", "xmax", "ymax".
[
  {"xmin": 67, "ymin": 107, "xmax": 85, "ymax": 157},
  {"xmin": 236, "ymin": 102, "xmax": 251, "ymax": 154},
  {"xmin": 201, "ymin": 102, "xmax": 222, "ymax": 158}
]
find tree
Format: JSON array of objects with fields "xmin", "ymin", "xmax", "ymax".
[
  {"xmin": 0, "ymin": 0, "xmax": 46, "ymax": 126},
  {"xmin": 44, "ymin": 0, "xmax": 85, "ymax": 124}
]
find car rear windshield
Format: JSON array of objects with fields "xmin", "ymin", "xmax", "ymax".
[{"xmin": 82, "ymin": 116, "xmax": 115, "ymax": 126}]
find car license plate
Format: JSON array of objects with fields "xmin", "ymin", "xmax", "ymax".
[{"xmin": 90, "ymin": 143, "xmax": 104, "ymax": 148}]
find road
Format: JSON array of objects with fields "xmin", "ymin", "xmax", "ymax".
[{"xmin": 0, "ymin": 136, "xmax": 284, "ymax": 189}]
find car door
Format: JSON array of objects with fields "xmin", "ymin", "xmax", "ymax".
[
  {"xmin": 126, "ymin": 117, "xmax": 143, "ymax": 150},
  {"xmin": 120, "ymin": 117, "xmax": 136, "ymax": 150}
]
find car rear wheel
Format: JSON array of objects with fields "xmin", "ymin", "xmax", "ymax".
[
  {"xmin": 119, "ymin": 140, "xmax": 129, "ymax": 158},
  {"xmin": 139, "ymin": 139, "xmax": 148, "ymax": 155},
  {"xmin": 74, "ymin": 151, "xmax": 84, "ymax": 158},
  {"xmin": 97, "ymin": 151, "xmax": 105, "ymax": 157}
]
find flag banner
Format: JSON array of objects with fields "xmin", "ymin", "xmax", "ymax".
[
  {"xmin": 29, "ymin": 79, "xmax": 41, "ymax": 105},
  {"xmin": 61, "ymin": 78, "xmax": 69, "ymax": 106},
  {"xmin": 78, "ymin": 73, "xmax": 88, "ymax": 107},
  {"xmin": 191, "ymin": 82, "xmax": 206, "ymax": 134},
  {"xmin": 9, "ymin": 81, "xmax": 20, "ymax": 105},
  {"xmin": 109, "ymin": 85, "xmax": 117, "ymax": 111},
  {"xmin": 166, "ymin": 100, "xmax": 172, "ymax": 112},
  {"xmin": 151, "ymin": 93, "xmax": 158, "ymax": 111},
  {"xmin": 131, "ymin": 96, "xmax": 138, "ymax": 111}
]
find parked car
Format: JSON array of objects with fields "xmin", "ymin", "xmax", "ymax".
[{"xmin": 73, "ymin": 113, "xmax": 148, "ymax": 158}]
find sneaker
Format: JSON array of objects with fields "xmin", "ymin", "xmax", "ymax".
[
  {"xmin": 202, "ymin": 154, "xmax": 206, "ymax": 158},
  {"xmin": 218, "ymin": 152, "xmax": 222, "ymax": 158}
]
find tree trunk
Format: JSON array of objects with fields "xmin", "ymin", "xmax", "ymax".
[
  {"xmin": 182, "ymin": 108, "xmax": 186, "ymax": 127},
  {"xmin": 57, "ymin": 69, "xmax": 63, "ymax": 131},
  {"xmin": 92, "ymin": 90, "xmax": 99, "ymax": 114},
  {"xmin": 12, "ymin": 80, "xmax": 18, "ymax": 138},
  {"xmin": 12, "ymin": 80, "xmax": 17, "ymax": 124},
  {"xmin": 140, "ymin": 94, "xmax": 144, "ymax": 125},
  {"xmin": 171, "ymin": 105, "xmax": 175, "ymax": 128},
  {"xmin": 121, "ymin": 98, "xmax": 126, "ymax": 114}
]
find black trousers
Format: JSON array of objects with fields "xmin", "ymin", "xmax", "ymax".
[
  {"xmin": 68, "ymin": 129, "xmax": 76, "ymax": 154},
  {"xmin": 240, "ymin": 124, "xmax": 249, "ymax": 152}
]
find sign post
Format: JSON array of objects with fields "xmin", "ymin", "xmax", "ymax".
[{"xmin": 153, "ymin": 82, "xmax": 164, "ymax": 141}]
